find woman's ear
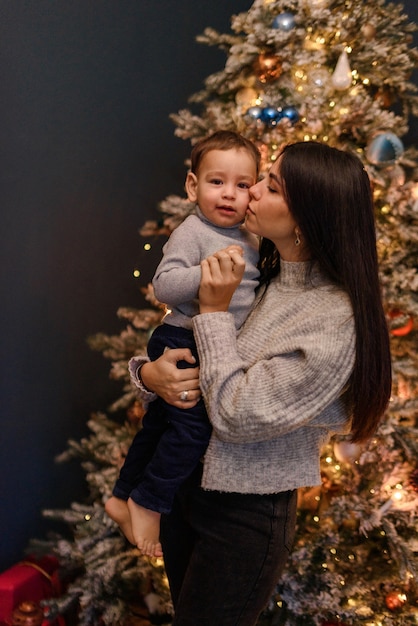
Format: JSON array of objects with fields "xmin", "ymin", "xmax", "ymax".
[{"xmin": 185, "ymin": 171, "xmax": 198, "ymax": 202}]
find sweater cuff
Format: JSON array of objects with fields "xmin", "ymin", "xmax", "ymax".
[
  {"xmin": 192, "ymin": 312, "xmax": 237, "ymax": 361},
  {"xmin": 128, "ymin": 356, "xmax": 158, "ymax": 404}
]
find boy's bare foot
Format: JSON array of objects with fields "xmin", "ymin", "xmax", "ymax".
[
  {"xmin": 127, "ymin": 497, "xmax": 163, "ymax": 558},
  {"xmin": 105, "ymin": 496, "xmax": 135, "ymax": 546}
]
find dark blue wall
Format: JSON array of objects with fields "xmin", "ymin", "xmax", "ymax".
[
  {"xmin": 0, "ymin": 0, "xmax": 252, "ymax": 569},
  {"xmin": 1, "ymin": 0, "xmax": 417, "ymax": 570}
]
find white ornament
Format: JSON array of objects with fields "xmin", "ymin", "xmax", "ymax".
[
  {"xmin": 334, "ymin": 440, "xmax": 362, "ymax": 463},
  {"xmin": 331, "ymin": 50, "xmax": 352, "ymax": 90}
]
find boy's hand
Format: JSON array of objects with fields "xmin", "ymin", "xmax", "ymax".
[
  {"xmin": 199, "ymin": 247, "xmax": 245, "ymax": 314},
  {"xmin": 224, "ymin": 244, "xmax": 244, "ymax": 257}
]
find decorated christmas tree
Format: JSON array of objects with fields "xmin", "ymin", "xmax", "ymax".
[{"xmin": 31, "ymin": 0, "xmax": 418, "ymax": 624}]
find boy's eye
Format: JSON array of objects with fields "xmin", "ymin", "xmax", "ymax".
[
  {"xmin": 238, "ymin": 182, "xmax": 250, "ymax": 189},
  {"xmin": 210, "ymin": 178, "xmax": 223, "ymax": 185}
]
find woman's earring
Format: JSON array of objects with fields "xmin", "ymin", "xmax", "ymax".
[{"xmin": 295, "ymin": 230, "xmax": 301, "ymax": 246}]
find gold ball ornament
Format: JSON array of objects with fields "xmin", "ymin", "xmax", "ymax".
[
  {"xmin": 235, "ymin": 87, "xmax": 259, "ymax": 109},
  {"xmin": 254, "ymin": 53, "xmax": 283, "ymax": 83},
  {"xmin": 362, "ymin": 23, "xmax": 376, "ymax": 40},
  {"xmin": 11, "ymin": 601, "xmax": 44, "ymax": 626}
]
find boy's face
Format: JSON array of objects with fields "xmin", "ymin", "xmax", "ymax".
[{"xmin": 185, "ymin": 148, "xmax": 257, "ymax": 228}]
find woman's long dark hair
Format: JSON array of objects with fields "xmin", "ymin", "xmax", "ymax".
[{"xmin": 259, "ymin": 141, "xmax": 392, "ymax": 442}]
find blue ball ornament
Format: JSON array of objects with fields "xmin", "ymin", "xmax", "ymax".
[
  {"xmin": 244, "ymin": 106, "xmax": 263, "ymax": 122},
  {"xmin": 272, "ymin": 12, "xmax": 296, "ymax": 31},
  {"xmin": 281, "ymin": 106, "xmax": 299, "ymax": 124},
  {"xmin": 260, "ymin": 106, "xmax": 282, "ymax": 126},
  {"xmin": 366, "ymin": 132, "xmax": 404, "ymax": 166}
]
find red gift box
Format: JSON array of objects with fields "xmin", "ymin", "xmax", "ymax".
[{"xmin": 0, "ymin": 556, "xmax": 62, "ymax": 625}]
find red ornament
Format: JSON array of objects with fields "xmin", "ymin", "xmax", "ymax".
[
  {"xmin": 388, "ymin": 309, "xmax": 414, "ymax": 336},
  {"xmin": 385, "ymin": 590, "xmax": 407, "ymax": 611}
]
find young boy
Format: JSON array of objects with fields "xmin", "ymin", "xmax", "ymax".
[{"xmin": 105, "ymin": 131, "xmax": 260, "ymax": 557}]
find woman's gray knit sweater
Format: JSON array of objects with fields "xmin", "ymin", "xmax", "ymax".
[
  {"xmin": 191, "ymin": 260, "xmax": 355, "ymax": 494},
  {"xmin": 129, "ymin": 260, "xmax": 356, "ymax": 495}
]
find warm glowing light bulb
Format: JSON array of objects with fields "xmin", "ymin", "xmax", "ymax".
[
  {"xmin": 133, "ymin": 269, "xmax": 141, "ymax": 278},
  {"xmin": 144, "ymin": 243, "xmax": 151, "ymax": 251}
]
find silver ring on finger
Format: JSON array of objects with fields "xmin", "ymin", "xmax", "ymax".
[{"xmin": 180, "ymin": 390, "xmax": 189, "ymax": 401}]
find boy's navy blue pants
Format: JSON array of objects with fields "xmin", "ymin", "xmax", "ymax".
[{"xmin": 112, "ymin": 324, "xmax": 212, "ymax": 514}]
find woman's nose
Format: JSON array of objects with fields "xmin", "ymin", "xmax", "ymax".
[{"xmin": 249, "ymin": 181, "xmax": 261, "ymax": 199}]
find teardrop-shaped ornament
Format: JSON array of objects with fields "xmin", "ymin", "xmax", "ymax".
[{"xmin": 331, "ymin": 50, "xmax": 352, "ymax": 90}]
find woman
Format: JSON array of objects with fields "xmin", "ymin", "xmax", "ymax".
[{"xmin": 129, "ymin": 141, "xmax": 392, "ymax": 625}]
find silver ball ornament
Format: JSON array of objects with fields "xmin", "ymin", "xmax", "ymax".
[
  {"xmin": 272, "ymin": 12, "xmax": 296, "ymax": 31},
  {"xmin": 244, "ymin": 106, "xmax": 263, "ymax": 123}
]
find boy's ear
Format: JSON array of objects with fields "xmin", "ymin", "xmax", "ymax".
[{"xmin": 185, "ymin": 171, "xmax": 198, "ymax": 202}]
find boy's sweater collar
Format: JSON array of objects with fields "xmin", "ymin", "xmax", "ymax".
[{"xmin": 195, "ymin": 204, "xmax": 244, "ymax": 231}]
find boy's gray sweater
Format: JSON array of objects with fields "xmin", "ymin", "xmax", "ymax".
[{"xmin": 152, "ymin": 206, "xmax": 259, "ymax": 330}]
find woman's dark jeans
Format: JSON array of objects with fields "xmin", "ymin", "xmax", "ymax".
[{"xmin": 161, "ymin": 465, "xmax": 297, "ymax": 626}]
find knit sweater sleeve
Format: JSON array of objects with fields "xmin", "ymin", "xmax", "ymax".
[
  {"xmin": 152, "ymin": 216, "xmax": 203, "ymax": 307},
  {"xmin": 192, "ymin": 287, "xmax": 356, "ymax": 444}
]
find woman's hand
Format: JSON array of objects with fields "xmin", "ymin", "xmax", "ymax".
[
  {"xmin": 199, "ymin": 245, "xmax": 245, "ymax": 314},
  {"xmin": 140, "ymin": 349, "xmax": 201, "ymax": 407}
]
